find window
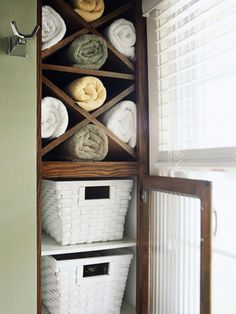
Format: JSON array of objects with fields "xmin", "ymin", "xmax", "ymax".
[{"xmin": 145, "ymin": 0, "xmax": 236, "ymax": 174}]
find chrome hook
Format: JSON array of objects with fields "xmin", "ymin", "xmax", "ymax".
[{"xmin": 8, "ymin": 20, "xmax": 40, "ymax": 57}]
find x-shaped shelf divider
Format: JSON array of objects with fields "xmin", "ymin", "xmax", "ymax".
[
  {"xmin": 41, "ymin": 0, "xmax": 137, "ymax": 159},
  {"xmin": 42, "ymin": 76, "xmax": 136, "ymax": 158},
  {"xmin": 42, "ymin": 0, "xmax": 135, "ymax": 72}
]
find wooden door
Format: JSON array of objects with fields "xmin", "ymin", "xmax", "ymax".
[{"xmin": 137, "ymin": 176, "xmax": 212, "ymax": 314}]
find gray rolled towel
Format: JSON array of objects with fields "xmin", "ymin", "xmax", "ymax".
[
  {"xmin": 59, "ymin": 124, "xmax": 108, "ymax": 161},
  {"xmin": 66, "ymin": 34, "xmax": 108, "ymax": 69}
]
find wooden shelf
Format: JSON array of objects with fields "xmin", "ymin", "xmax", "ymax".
[
  {"xmin": 42, "ymin": 302, "xmax": 135, "ymax": 314},
  {"xmin": 42, "ymin": 161, "xmax": 139, "ymax": 178},
  {"xmin": 42, "ymin": 64, "xmax": 135, "ymax": 80},
  {"xmin": 42, "ymin": 232, "xmax": 136, "ymax": 256}
]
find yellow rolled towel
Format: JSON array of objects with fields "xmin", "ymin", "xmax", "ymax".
[
  {"xmin": 72, "ymin": 0, "xmax": 104, "ymax": 22},
  {"xmin": 66, "ymin": 76, "xmax": 107, "ymax": 111}
]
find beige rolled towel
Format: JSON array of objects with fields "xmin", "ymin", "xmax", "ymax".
[
  {"xmin": 66, "ymin": 76, "xmax": 107, "ymax": 111},
  {"xmin": 72, "ymin": 0, "xmax": 104, "ymax": 22}
]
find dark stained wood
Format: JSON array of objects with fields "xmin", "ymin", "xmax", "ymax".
[
  {"xmin": 42, "ymin": 77, "xmax": 136, "ymax": 158},
  {"xmin": 92, "ymin": 84, "xmax": 135, "ymax": 118},
  {"xmin": 48, "ymin": 0, "xmax": 135, "ymax": 71},
  {"xmin": 42, "ymin": 76, "xmax": 94, "ymax": 119},
  {"xmin": 135, "ymin": 1, "xmax": 150, "ymax": 314},
  {"xmin": 42, "ymin": 29, "xmax": 88, "ymax": 60},
  {"xmin": 42, "ymin": 161, "xmax": 139, "ymax": 178},
  {"xmin": 43, "ymin": 83, "xmax": 135, "ymax": 158},
  {"xmin": 42, "ymin": 64, "xmax": 135, "ymax": 80},
  {"xmin": 92, "ymin": 117, "xmax": 137, "ymax": 158},
  {"xmin": 42, "ymin": 119, "xmax": 89, "ymax": 156},
  {"xmin": 37, "ymin": 1, "xmax": 42, "ymax": 314},
  {"xmin": 136, "ymin": 175, "xmax": 149, "ymax": 314},
  {"xmin": 92, "ymin": 3, "xmax": 133, "ymax": 28},
  {"xmin": 44, "ymin": 0, "xmax": 85, "ymax": 28},
  {"xmin": 141, "ymin": 175, "xmax": 212, "ymax": 314},
  {"xmin": 42, "ymin": 2, "xmax": 133, "ymax": 61},
  {"xmin": 135, "ymin": 0, "xmax": 149, "ymax": 176}
]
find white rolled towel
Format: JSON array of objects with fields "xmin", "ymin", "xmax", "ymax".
[
  {"xmin": 102, "ymin": 100, "xmax": 137, "ymax": 147},
  {"xmin": 105, "ymin": 18, "xmax": 136, "ymax": 60},
  {"xmin": 41, "ymin": 97, "xmax": 69, "ymax": 139},
  {"xmin": 42, "ymin": 6, "xmax": 66, "ymax": 50}
]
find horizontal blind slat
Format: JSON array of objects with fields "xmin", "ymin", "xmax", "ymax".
[
  {"xmin": 157, "ymin": 28, "xmax": 236, "ymax": 78},
  {"xmin": 155, "ymin": 9, "xmax": 236, "ymax": 56},
  {"xmin": 154, "ymin": 0, "xmax": 236, "ymax": 45}
]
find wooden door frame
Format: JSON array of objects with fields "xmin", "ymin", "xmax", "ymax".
[{"xmin": 138, "ymin": 175, "xmax": 212, "ymax": 314}]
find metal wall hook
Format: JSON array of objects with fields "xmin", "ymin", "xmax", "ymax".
[{"xmin": 8, "ymin": 20, "xmax": 40, "ymax": 57}]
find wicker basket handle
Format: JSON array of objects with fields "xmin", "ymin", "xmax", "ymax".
[
  {"xmin": 76, "ymin": 262, "xmax": 110, "ymax": 284},
  {"xmin": 84, "ymin": 186, "xmax": 111, "ymax": 200},
  {"xmin": 83, "ymin": 262, "xmax": 109, "ymax": 277}
]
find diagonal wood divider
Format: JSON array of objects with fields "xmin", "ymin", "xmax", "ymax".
[
  {"xmin": 42, "ymin": 3, "xmax": 132, "ymax": 60},
  {"xmin": 43, "ymin": 0, "xmax": 135, "ymax": 71},
  {"xmin": 42, "ymin": 77, "xmax": 136, "ymax": 157},
  {"xmin": 42, "ymin": 29, "xmax": 88, "ymax": 59}
]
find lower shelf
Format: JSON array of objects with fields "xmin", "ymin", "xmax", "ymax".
[
  {"xmin": 41, "ymin": 232, "xmax": 136, "ymax": 256},
  {"xmin": 42, "ymin": 303, "xmax": 135, "ymax": 314},
  {"xmin": 42, "ymin": 161, "xmax": 139, "ymax": 178}
]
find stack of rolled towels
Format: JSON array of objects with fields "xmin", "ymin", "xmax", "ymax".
[
  {"xmin": 66, "ymin": 34, "xmax": 108, "ymax": 70},
  {"xmin": 41, "ymin": 95, "xmax": 108, "ymax": 161},
  {"xmin": 59, "ymin": 124, "xmax": 108, "ymax": 161},
  {"xmin": 71, "ymin": 0, "xmax": 105, "ymax": 22},
  {"xmin": 42, "ymin": 6, "xmax": 66, "ymax": 50},
  {"xmin": 102, "ymin": 100, "xmax": 137, "ymax": 148},
  {"xmin": 66, "ymin": 76, "xmax": 107, "ymax": 112},
  {"xmin": 105, "ymin": 18, "xmax": 136, "ymax": 60},
  {"xmin": 41, "ymin": 97, "xmax": 69, "ymax": 139}
]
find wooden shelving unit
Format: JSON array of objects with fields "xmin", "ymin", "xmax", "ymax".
[{"xmin": 38, "ymin": 0, "xmax": 148, "ymax": 313}]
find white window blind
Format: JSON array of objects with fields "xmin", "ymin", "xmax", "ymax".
[{"xmin": 147, "ymin": 0, "xmax": 236, "ymax": 173}]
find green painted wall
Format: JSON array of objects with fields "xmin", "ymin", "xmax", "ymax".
[{"xmin": 0, "ymin": 1, "xmax": 37, "ymax": 313}]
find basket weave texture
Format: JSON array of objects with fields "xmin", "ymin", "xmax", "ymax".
[
  {"xmin": 42, "ymin": 249, "xmax": 133, "ymax": 314},
  {"xmin": 42, "ymin": 179, "xmax": 133, "ymax": 245}
]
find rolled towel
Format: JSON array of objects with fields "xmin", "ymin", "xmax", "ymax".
[
  {"xmin": 105, "ymin": 18, "xmax": 136, "ymax": 60},
  {"xmin": 42, "ymin": 6, "xmax": 66, "ymax": 51},
  {"xmin": 59, "ymin": 124, "xmax": 108, "ymax": 161},
  {"xmin": 66, "ymin": 34, "xmax": 108, "ymax": 70},
  {"xmin": 66, "ymin": 76, "xmax": 107, "ymax": 112},
  {"xmin": 72, "ymin": 0, "xmax": 105, "ymax": 22},
  {"xmin": 41, "ymin": 97, "xmax": 69, "ymax": 139},
  {"xmin": 101, "ymin": 100, "xmax": 137, "ymax": 148}
]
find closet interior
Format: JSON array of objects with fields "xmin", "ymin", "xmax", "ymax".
[{"xmin": 38, "ymin": 0, "xmax": 148, "ymax": 313}]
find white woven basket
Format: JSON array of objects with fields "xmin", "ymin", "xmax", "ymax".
[
  {"xmin": 42, "ymin": 249, "xmax": 133, "ymax": 314},
  {"xmin": 42, "ymin": 179, "xmax": 133, "ymax": 245}
]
